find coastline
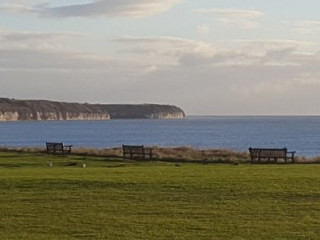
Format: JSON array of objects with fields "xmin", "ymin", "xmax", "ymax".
[
  {"xmin": 0, "ymin": 98, "xmax": 185, "ymax": 121},
  {"xmin": 1, "ymin": 146, "xmax": 319, "ymax": 164}
]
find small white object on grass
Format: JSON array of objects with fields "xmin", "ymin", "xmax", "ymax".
[
  {"xmin": 49, "ymin": 162, "xmax": 53, "ymax": 167},
  {"xmin": 82, "ymin": 163, "xmax": 86, "ymax": 168}
]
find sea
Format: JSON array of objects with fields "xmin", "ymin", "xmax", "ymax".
[{"xmin": 0, "ymin": 116, "xmax": 320, "ymax": 157}]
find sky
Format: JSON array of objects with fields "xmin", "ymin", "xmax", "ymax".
[{"xmin": 1, "ymin": 0, "xmax": 320, "ymax": 115}]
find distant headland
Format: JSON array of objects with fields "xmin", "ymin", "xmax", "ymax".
[{"xmin": 0, "ymin": 98, "xmax": 185, "ymax": 121}]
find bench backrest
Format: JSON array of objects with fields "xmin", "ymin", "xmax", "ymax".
[
  {"xmin": 249, "ymin": 148, "xmax": 287, "ymax": 158},
  {"xmin": 46, "ymin": 142, "xmax": 64, "ymax": 152},
  {"xmin": 123, "ymin": 145, "xmax": 144, "ymax": 154}
]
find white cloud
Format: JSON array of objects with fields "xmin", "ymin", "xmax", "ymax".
[
  {"xmin": 197, "ymin": 24, "xmax": 210, "ymax": 34},
  {"xmin": 196, "ymin": 8, "xmax": 264, "ymax": 30},
  {"xmin": 217, "ymin": 18, "xmax": 260, "ymax": 30},
  {"xmin": 115, "ymin": 36, "xmax": 317, "ymax": 68},
  {"xmin": 115, "ymin": 36, "xmax": 215, "ymax": 54},
  {"xmin": 0, "ymin": 0, "xmax": 181, "ymax": 18},
  {"xmin": 0, "ymin": 3, "xmax": 35, "ymax": 13},
  {"xmin": 232, "ymin": 39, "xmax": 314, "ymax": 55},
  {"xmin": 196, "ymin": 9, "xmax": 264, "ymax": 19},
  {"xmin": 114, "ymin": 36, "xmax": 217, "ymax": 67},
  {"xmin": 0, "ymin": 29, "xmax": 114, "ymax": 71},
  {"xmin": 291, "ymin": 20, "xmax": 320, "ymax": 34},
  {"xmin": 0, "ymin": 30, "xmax": 76, "ymax": 50}
]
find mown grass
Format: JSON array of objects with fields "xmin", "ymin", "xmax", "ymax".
[{"xmin": 0, "ymin": 151, "xmax": 319, "ymax": 239}]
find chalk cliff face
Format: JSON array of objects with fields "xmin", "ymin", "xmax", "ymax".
[
  {"xmin": 0, "ymin": 98, "xmax": 185, "ymax": 121},
  {"xmin": 0, "ymin": 98, "xmax": 110, "ymax": 121}
]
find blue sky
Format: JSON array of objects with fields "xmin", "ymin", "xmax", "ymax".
[{"xmin": 1, "ymin": 0, "xmax": 320, "ymax": 115}]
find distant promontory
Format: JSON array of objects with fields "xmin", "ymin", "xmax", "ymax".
[{"xmin": 0, "ymin": 98, "xmax": 185, "ymax": 121}]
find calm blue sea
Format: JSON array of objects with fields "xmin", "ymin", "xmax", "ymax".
[{"xmin": 0, "ymin": 116, "xmax": 320, "ymax": 157}]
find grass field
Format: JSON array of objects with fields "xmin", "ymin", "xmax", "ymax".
[{"xmin": 0, "ymin": 151, "xmax": 319, "ymax": 239}]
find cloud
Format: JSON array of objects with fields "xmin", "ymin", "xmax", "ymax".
[
  {"xmin": 115, "ymin": 36, "xmax": 316, "ymax": 67},
  {"xmin": 290, "ymin": 20, "xmax": 320, "ymax": 34},
  {"xmin": 3, "ymin": 31, "xmax": 312, "ymax": 73},
  {"xmin": 0, "ymin": 0, "xmax": 181, "ymax": 18},
  {"xmin": 110, "ymin": 36, "xmax": 320, "ymax": 114},
  {"xmin": 2, "ymin": 29, "xmax": 320, "ymax": 114},
  {"xmin": 0, "ymin": 29, "xmax": 95, "ymax": 59},
  {"xmin": 114, "ymin": 36, "xmax": 218, "ymax": 67},
  {"xmin": 195, "ymin": 8, "xmax": 264, "ymax": 30},
  {"xmin": 0, "ymin": 29, "xmax": 114, "ymax": 71},
  {"xmin": 196, "ymin": 9, "xmax": 264, "ymax": 19},
  {"xmin": 0, "ymin": 29, "xmax": 147, "ymax": 104},
  {"xmin": 115, "ymin": 36, "xmax": 215, "ymax": 54},
  {"xmin": 197, "ymin": 24, "xmax": 210, "ymax": 34},
  {"xmin": 0, "ymin": 3, "xmax": 35, "ymax": 13}
]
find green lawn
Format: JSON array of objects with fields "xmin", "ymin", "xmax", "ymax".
[{"xmin": 0, "ymin": 152, "xmax": 319, "ymax": 240}]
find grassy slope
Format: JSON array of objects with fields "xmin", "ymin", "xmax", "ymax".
[{"xmin": 0, "ymin": 152, "xmax": 319, "ymax": 240}]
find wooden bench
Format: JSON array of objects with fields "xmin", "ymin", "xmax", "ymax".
[
  {"xmin": 249, "ymin": 147, "xmax": 295, "ymax": 164},
  {"xmin": 122, "ymin": 145, "xmax": 153, "ymax": 160},
  {"xmin": 46, "ymin": 142, "xmax": 73, "ymax": 155}
]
